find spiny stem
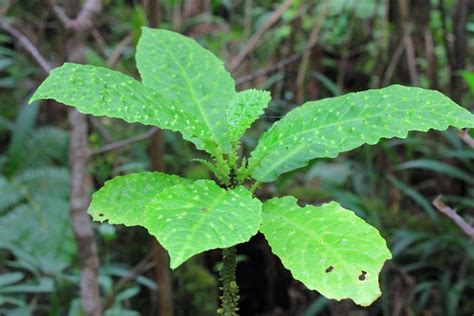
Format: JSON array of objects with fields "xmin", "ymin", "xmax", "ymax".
[{"xmin": 218, "ymin": 247, "xmax": 239, "ymax": 315}]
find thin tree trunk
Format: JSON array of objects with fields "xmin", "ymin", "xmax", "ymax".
[
  {"xmin": 398, "ymin": 0, "xmax": 420, "ymax": 86},
  {"xmin": 56, "ymin": 0, "xmax": 103, "ymax": 314},
  {"xmin": 150, "ymin": 129, "xmax": 175, "ymax": 316},
  {"xmin": 144, "ymin": 1, "xmax": 175, "ymax": 315},
  {"xmin": 69, "ymin": 108, "xmax": 102, "ymax": 316},
  {"xmin": 295, "ymin": 0, "xmax": 332, "ymax": 103},
  {"xmin": 450, "ymin": 0, "xmax": 468, "ymax": 102}
]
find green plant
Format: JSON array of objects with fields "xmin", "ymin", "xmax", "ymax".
[
  {"xmin": 0, "ymin": 102, "xmax": 74, "ymax": 314},
  {"xmin": 30, "ymin": 27, "xmax": 474, "ymax": 314},
  {"xmin": 0, "ymin": 102, "xmax": 157, "ymax": 314}
]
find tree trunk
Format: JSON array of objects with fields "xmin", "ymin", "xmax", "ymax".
[
  {"xmin": 62, "ymin": 1, "xmax": 103, "ymax": 315},
  {"xmin": 450, "ymin": 0, "xmax": 468, "ymax": 102},
  {"xmin": 150, "ymin": 129, "xmax": 175, "ymax": 316},
  {"xmin": 143, "ymin": 1, "xmax": 175, "ymax": 315},
  {"xmin": 68, "ymin": 108, "xmax": 102, "ymax": 316}
]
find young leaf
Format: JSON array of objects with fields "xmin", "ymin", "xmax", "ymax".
[
  {"xmin": 226, "ymin": 89, "xmax": 271, "ymax": 146},
  {"xmin": 29, "ymin": 63, "xmax": 222, "ymax": 153},
  {"xmin": 247, "ymin": 85, "xmax": 474, "ymax": 182},
  {"xmin": 137, "ymin": 27, "xmax": 236, "ymax": 156},
  {"xmin": 142, "ymin": 180, "xmax": 261, "ymax": 269},
  {"xmin": 260, "ymin": 196, "xmax": 391, "ymax": 306},
  {"xmin": 89, "ymin": 172, "xmax": 192, "ymax": 227}
]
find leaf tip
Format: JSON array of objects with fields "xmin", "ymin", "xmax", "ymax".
[
  {"xmin": 169, "ymin": 255, "xmax": 185, "ymax": 270},
  {"xmin": 28, "ymin": 95, "xmax": 40, "ymax": 105}
]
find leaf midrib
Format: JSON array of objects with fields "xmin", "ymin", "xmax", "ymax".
[
  {"xmin": 171, "ymin": 187, "xmax": 227, "ymax": 264},
  {"xmin": 264, "ymin": 207, "xmax": 383, "ymax": 268},
  {"xmin": 162, "ymin": 41, "xmax": 223, "ymax": 155},
  {"xmin": 251, "ymin": 105, "xmax": 464, "ymax": 180},
  {"xmin": 263, "ymin": 208, "xmax": 349, "ymax": 274}
]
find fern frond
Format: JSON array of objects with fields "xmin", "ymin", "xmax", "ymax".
[
  {"xmin": 23, "ymin": 127, "xmax": 69, "ymax": 169},
  {"xmin": 13, "ymin": 167, "xmax": 69, "ymax": 200},
  {"xmin": 0, "ymin": 201, "xmax": 74, "ymax": 274},
  {"xmin": 0, "ymin": 176, "xmax": 23, "ymax": 212}
]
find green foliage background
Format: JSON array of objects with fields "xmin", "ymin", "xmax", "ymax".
[{"xmin": 1, "ymin": 1, "xmax": 474, "ymax": 315}]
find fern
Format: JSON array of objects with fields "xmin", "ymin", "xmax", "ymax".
[
  {"xmin": 5, "ymin": 102, "xmax": 39, "ymax": 175},
  {"xmin": 22, "ymin": 127, "xmax": 69, "ymax": 169},
  {"xmin": 0, "ymin": 110, "xmax": 73, "ymax": 275},
  {"xmin": 0, "ymin": 201, "xmax": 75, "ymax": 274},
  {"xmin": 0, "ymin": 176, "xmax": 23, "ymax": 213},
  {"xmin": 13, "ymin": 167, "xmax": 69, "ymax": 200},
  {"xmin": 0, "ymin": 167, "xmax": 74, "ymax": 275}
]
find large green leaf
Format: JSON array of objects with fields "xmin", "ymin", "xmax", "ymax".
[
  {"xmin": 142, "ymin": 180, "xmax": 261, "ymax": 268},
  {"xmin": 90, "ymin": 176, "xmax": 262, "ymax": 269},
  {"xmin": 137, "ymin": 27, "xmax": 236, "ymax": 156},
  {"xmin": 30, "ymin": 63, "xmax": 165, "ymax": 125},
  {"xmin": 247, "ymin": 85, "xmax": 474, "ymax": 182},
  {"xmin": 88, "ymin": 172, "xmax": 192, "ymax": 227},
  {"xmin": 29, "ymin": 63, "xmax": 222, "ymax": 154},
  {"xmin": 260, "ymin": 197, "xmax": 391, "ymax": 306},
  {"xmin": 226, "ymin": 89, "xmax": 271, "ymax": 146}
]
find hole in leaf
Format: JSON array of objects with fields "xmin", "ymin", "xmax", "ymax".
[
  {"xmin": 325, "ymin": 266, "xmax": 333, "ymax": 273},
  {"xmin": 359, "ymin": 271, "xmax": 367, "ymax": 281},
  {"xmin": 98, "ymin": 213, "xmax": 104, "ymax": 217}
]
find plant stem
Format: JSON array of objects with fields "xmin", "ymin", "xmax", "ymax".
[
  {"xmin": 218, "ymin": 247, "xmax": 239, "ymax": 315},
  {"xmin": 250, "ymin": 181, "xmax": 261, "ymax": 194}
]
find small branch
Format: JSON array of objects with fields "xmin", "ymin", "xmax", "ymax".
[
  {"xmin": 236, "ymin": 8, "xmax": 333, "ymax": 88},
  {"xmin": 0, "ymin": 21, "xmax": 52, "ymax": 74},
  {"xmin": 236, "ymin": 52, "xmax": 301, "ymax": 86},
  {"xmin": 51, "ymin": 4, "xmax": 74, "ymax": 28},
  {"xmin": 103, "ymin": 253, "xmax": 155, "ymax": 309},
  {"xmin": 89, "ymin": 117, "xmax": 114, "ymax": 144},
  {"xmin": 424, "ymin": 28, "xmax": 439, "ymax": 90},
  {"xmin": 433, "ymin": 196, "xmax": 474, "ymax": 239},
  {"xmin": 382, "ymin": 38, "xmax": 405, "ymax": 86},
  {"xmin": 295, "ymin": 0, "xmax": 332, "ymax": 103},
  {"xmin": 106, "ymin": 32, "xmax": 134, "ymax": 67},
  {"xmin": 403, "ymin": 28, "xmax": 419, "ymax": 86},
  {"xmin": 91, "ymin": 29, "xmax": 109, "ymax": 55},
  {"xmin": 458, "ymin": 129, "xmax": 474, "ymax": 149},
  {"xmin": 229, "ymin": 0, "xmax": 293, "ymax": 72},
  {"xmin": 50, "ymin": 0, "xmax": 102, "ymax": 32},
  {"xmin": 91, "ymin": 127, "xmax": 158, "ymax": 156}
]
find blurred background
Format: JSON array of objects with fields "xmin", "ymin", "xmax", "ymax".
[{"xmin": 0, "ymin": 0, "xmax": 473, "ymax": 315}]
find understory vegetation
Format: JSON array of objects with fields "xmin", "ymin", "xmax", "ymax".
[{"xmin": 1, "ymin": 1, "xmax": 473, "ymax": 315}]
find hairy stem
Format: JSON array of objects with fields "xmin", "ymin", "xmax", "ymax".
[{"xmin": 218, "ymin": 247, "xmax": 239, "ymax": 315}]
